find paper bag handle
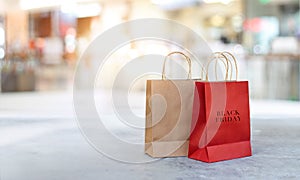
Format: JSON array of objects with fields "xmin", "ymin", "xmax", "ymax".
[
  {"xmin": 162, "ymin": 51, "xmax": 192, "ymax": 80},
  {"xmin": 205, "ymin": 52, "xmax": 229, "ymax": 81},
  {"xmin": 205, "ymin": 51, "xmax": 238, "ymax": 81},
  {"xmin": 222, "ymin": 51, "xmax": 238, "ymax": 80}
]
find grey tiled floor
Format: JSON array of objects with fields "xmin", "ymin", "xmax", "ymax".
[{"xmin": 1, "ymin": 92, "xmax": 300, "ymax": 179}]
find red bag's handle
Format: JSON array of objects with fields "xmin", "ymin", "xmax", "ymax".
[
  {"xmin": 205, "ymin": 52, "xmax": 229, "ymax": 81},
  {"xmin": 222, "ymin": 51, "xmax": 238, "ymax": 80},
  {"xmin": 162, "ymin": 51, "xmax": 192, "ymax": 80},
  {"xmin": 205, "ymin": 51, "xmax": 238, "ymax": 81}
]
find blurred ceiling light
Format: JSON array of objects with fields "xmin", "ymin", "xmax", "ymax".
[
  {"xmin": 203, "ymin": 0, "xmax": 233, "ymax": 4},
  {"xmin": 60, "ymin": 2, "xmax": 101, "ymax": 18},
  {"xmin": 151, "ymin": 0, "xmax": 234, "ymax": 10},
  {"xmin": 151, "ymin": 0, "xmax": 198, "ymax": 10},
  {"xmin": 60, "ymin": 2, "xmax": 77, "ymax": 14},
  {"xmin": 151, "ymin": 0, "xmax": 179, "ymax": 4},
  {"xmin": 20, "ymin": 0, "xmax": 62, "ymax": 10},
  {"xmin": 76, "ymin": 3, "xmax": 102, "ymax": 18},
  {"xmin": 20, "ymin": 0, "xmax": 100, "ymax": 11},
  {"xmin": 210, "ymin": 15, "xmax": 226, "ymax": 27}
]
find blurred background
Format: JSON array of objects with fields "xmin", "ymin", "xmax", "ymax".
[
  {"xmin": 0, "ymin": 1, "xmax": 300, "ymax": 179},
  {"xmin": 0, "ymin": 0, "xmax": 299, "ymax": 100}
]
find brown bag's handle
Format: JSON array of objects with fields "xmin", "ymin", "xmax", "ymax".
[
  {"xmin": 205, "ymin": 51, "xmax": 238, "ymax": 81},
  {"xmin": 162, "ymin": 51, "xmax": 192, "ymax": 80}
]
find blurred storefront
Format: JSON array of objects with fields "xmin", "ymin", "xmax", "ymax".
[
  {"xmin": 244, "ymin": 0, "xmax": 300, "ymax": 100},
  {"xmin": 0, "ymin": 0, "xmax": 299, "ymax": 100}
]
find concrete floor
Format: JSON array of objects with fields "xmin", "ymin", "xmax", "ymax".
[{"xmin": 1, "ymin": 91, "xmax": 300, "ymax": 180}]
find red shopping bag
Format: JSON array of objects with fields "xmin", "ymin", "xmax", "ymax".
[{"xmin": 188, "ymin": 52, "xmax": 252, "ymax": 163}]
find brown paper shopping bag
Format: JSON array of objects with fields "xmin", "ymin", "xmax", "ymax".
[{"xmin": 145, "ymin": 52, "xmax": 197, "ymax": 157}]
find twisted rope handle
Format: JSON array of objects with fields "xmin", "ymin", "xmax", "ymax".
[
  {"xmin": 222, "ymin": 51, "xmax": 238, "ymax": 80},
  {"xmin": 204, "ymin": 51, "xmax": 239, "ymax": 81},
  {"xmin": 205, "ymin": 52, "xmax": 229, "ymax": 81},
  {"xmin": 162, "ymin": 51, "xmax": 192, "ymax": 80}
]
